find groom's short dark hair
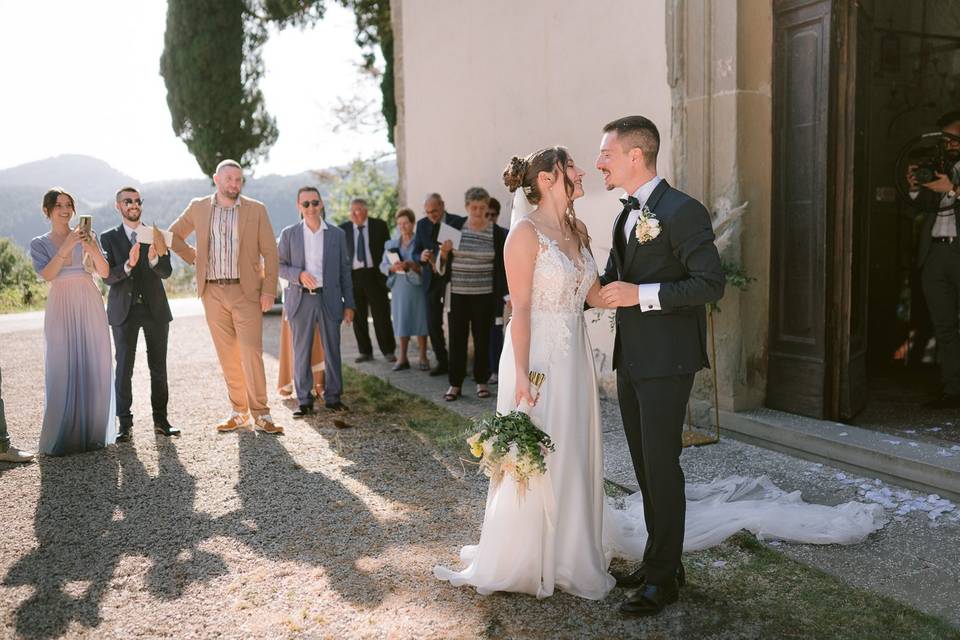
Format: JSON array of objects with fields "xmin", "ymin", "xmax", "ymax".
[{"xmin": 603, "ymin": 116, "xmax": 660, "ymax": 167}]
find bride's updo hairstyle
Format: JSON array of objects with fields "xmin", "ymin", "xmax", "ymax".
[{"xmin": 502, "ymin": 146, "xmax": 589, "ymax": 248}]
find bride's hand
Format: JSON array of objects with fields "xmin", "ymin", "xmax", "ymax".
[{"xmin": 515, "ymin": 380, "xmax": 537, "ymax": 410}]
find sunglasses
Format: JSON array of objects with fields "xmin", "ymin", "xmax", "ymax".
[
  {"xmin": 300, "ymin": 199, "xmax": 322, "ymax": 208},
  {"xmin": 121, "ymin": 198, "xmax": 144, "ymax": 206}
]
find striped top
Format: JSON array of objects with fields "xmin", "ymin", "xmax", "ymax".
[
  {"xmin": 451, "ymin": 225, "xmax": 495, "ymax": 295},
  {"xmin": 207, "ymin": 195, "xmax": 240, "ymax": 280}
]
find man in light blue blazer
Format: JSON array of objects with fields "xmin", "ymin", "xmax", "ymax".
[{"xmin": 278, "ymin": 187, "xmax": 355, "ymax": 416}]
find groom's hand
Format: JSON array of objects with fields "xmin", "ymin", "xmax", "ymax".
[{"xmin": 600, "ymin": 281, "xmax": 638, "ymax": 308}]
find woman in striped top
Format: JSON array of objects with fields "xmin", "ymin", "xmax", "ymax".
[{"xmin": 437, "ymin": 187, "xmax": 507, "ymax": 400}]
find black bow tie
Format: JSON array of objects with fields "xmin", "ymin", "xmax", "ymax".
[{"xmin": 619, "ymin": 195, "xmax": 641, "ymax": 211}]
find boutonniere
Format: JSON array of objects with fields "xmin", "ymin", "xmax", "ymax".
[{"xmin": 633, "ymin": 206, "xmax": 661, "ymax": 244}]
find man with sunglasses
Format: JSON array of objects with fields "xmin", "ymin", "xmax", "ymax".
[
  {"xmin": 101, "ymin": 187, "xmax": 178, "ymax": 440},
  {"xmin": 278, "ymin": 188, "xmax": 355, "ymax": 415}
]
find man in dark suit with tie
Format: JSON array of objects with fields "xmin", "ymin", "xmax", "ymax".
[
  {"xmin": 340, "ymin": 198, "xmax": 395, "ymax": 363},
  {"xmin": 101, "ymin": 187, "xmax": 178, "ymax": 440},
  {"xmin": 597, "ymin": 116, "xmax": 724, "ymax": 617},
  {"xmin": 907, "ymin": 111, "xmax": 960, "ymax": 409},
  {"xmin": 279, "ymin": 188, "xmax": 355, "ymax": 415},
  {"xmin": 412, "ymin": 193, "xmax": 465, "ymax": 376}
]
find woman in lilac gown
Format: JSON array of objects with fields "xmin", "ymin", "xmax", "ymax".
[{"xmin": 29, "ymin": 188, "xmax": 115, "ymax": 456}]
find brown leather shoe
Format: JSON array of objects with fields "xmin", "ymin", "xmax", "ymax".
[
  {"xmin": 216, "ymin": 414, "xmax": 251, "ymax": 432},
  {"xmin": 254, "ymin": 415, "xmax": 284, "ymax": 435}
]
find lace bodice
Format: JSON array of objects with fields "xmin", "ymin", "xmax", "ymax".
[
  {"xmin": 527, "ymin": 222, "xmax": 596, "ymax": 316},
  {"xmin": 520, "ymin": 221, "xmax": 597, "ymax": 363}
]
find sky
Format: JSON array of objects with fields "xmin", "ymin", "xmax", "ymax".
[{"xmin": 0, "ymin": 0, "xmax": 392, "ymax": 181}]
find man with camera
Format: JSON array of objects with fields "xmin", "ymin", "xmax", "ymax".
[{"xmin": 908, "ymin": 111, "xmax": 960, "ymax": 409}]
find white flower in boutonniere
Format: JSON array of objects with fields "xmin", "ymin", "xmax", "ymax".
[{"xmin": 634, "ymin": 206, "xmax": 661, "ymax": 244}]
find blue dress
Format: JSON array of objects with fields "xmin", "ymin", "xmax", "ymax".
[
  {"xmin": 380, "ymin": 237, "xmax": 429, "ymax": 338},
  {"xmin": 30, "ymin": 233, "xmax": 115, "ymax": 455}
]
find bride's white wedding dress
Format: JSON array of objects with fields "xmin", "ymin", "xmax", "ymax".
[{"xmin": 433, "ymin": 220, "xmax": 887, "ymax": 600}]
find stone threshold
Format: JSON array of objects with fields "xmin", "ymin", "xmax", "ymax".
[{"xmin": 690, "ymin": 401, "xmax": 960, "ymax": 502}]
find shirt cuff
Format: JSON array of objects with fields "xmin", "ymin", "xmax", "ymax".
[
  {"xmin": 123, "ymin": 261, "xmax": 132, "ymax": 275},
  {"xmin": 637, "ymin": 283, "xmax": 661, "ymax": 311},
  {"xmin": 149, "ymin": 255, "xmax": 159, "ymax": 268}
]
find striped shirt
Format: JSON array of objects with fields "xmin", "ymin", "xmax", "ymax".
[
  {"xmin": 207, "ymin": 195, "xmax": 240, "ymax": 280},
  {"xmin": 451, "ymin": 225, "xmax": 495, "ymax": 295}
]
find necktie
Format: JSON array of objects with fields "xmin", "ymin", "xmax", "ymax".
[
  {"xmin": 131, "ymin": 230, "xmax": 138, "ymax": 245},
  {"xmin": 357, "ymin": 225, "xmax": 367, "ymax": 267}
]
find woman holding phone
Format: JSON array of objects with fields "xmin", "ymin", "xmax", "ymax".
[{"xmin": 29, "ymin": 187, "xmax": 115, "ymax": 456}]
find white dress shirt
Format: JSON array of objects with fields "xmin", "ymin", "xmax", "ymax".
[
  {"xmin": 624, "ymin": 176, "xmax": 664, "ymax": 311},
  {"xmin": 909, "ymin": 161, "xmax": 959, "ymax": 237},
  {"xmin": 303, "ymin": 219, "xmax": 327, "ymax": 288},
  {"xmin": 121, "ymin": 221, "xmax": 159, "ymax": 273},
  {"xmin": 351, "ymin": 220, "xmax": 374, "ymax": 269}
]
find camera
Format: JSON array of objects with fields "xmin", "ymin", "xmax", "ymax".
[{"xmin": 910, "ymin": 160, "xmax": 947, "ymax": 185}]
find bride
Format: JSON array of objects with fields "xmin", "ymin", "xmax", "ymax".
[{"xmin": 433, "ymin": 146, "xmax": 886, "ymax": 604}]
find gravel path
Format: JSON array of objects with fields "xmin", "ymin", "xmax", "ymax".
[
  {"xmin": 2, "ymin": 314, "xmax": 958, "ymax": 639},
  {"xmin": 0, "ymin": 315, "xmax": 718, "ymax": 639}
]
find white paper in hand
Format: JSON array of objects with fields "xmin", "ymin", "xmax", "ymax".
[
  {"xmin": 135, "ymin": 226, "xmax": 174, "ymax": 246},
  {"xmin": 437, "ymin": 223, "xmax": 461, "ymax": 250}
]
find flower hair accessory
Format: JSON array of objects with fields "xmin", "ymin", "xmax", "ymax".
[{"xmin": 634, "ymin": 205, "xmax": 661, "ymax": 244}]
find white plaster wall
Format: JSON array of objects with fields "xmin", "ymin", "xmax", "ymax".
[{"xmin": 397, "ymin": 0, "xmax": 673, "ymax": 368}]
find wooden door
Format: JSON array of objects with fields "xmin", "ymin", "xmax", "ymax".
[
  {"xmin": 768, "ymin": 0, "xmax": 834, "ymax": 417},
  {"xmin": 768, "ymin": 0, "xmax": 871, "ymax": 420}
]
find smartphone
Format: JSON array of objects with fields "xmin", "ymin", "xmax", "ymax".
[{"xmin": 77, "ymin": 215, "xmax": 92, "ymax": 236}]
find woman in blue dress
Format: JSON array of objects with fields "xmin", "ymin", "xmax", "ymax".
[
  {"xmin": 380, "ymin": 208, "xmax": 429, "ymax": 371},
  {"xmin": 30, "ymin": 188, "xmax": 115, "ymax": 456}
]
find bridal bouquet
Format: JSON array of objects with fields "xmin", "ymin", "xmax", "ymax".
[{"xmin": 467, "ymin": 374, "xmax": 555, "ymax": 498}]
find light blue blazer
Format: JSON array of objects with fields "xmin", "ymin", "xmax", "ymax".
[{"xmin": 278, "ymin": 221, "xmax": 355, "ymax": 320}]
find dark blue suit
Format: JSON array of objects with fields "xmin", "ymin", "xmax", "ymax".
[
  {"xmin": 101, "ymin": 223, "xmax": 174, "ymax": 428},
  {"xmin": 412, "ymin": 212, "xmax": 464, "ymax": 366},
  {"xmin": 278, "ymin": 221, "xmax": 355, "ymax": 405}
]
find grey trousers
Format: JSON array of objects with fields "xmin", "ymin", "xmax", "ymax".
[
  {"xmin": 289, "ymin": 293, "xmax": 343, "ymax": 405},
  {"xmin": 921, "ymin": 243, "xmax": 960, "ymax": 396},
  {"xmin": 0, "ymin": 366, "xmax": 10, "ymax": 452}
]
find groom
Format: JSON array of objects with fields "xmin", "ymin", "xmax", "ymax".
[{"xmin": 597, "ymin": 116, "xmax": 724, "ymax": 616}]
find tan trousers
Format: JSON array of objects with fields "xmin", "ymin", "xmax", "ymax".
[{"xmin": 201, "ymin": 283, "xmax": 269, "ymax": 417}]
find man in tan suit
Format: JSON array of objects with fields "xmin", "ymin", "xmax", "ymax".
[{"xmin": 169, "ymin": 159, "xmax": 283, "ymax": 434}]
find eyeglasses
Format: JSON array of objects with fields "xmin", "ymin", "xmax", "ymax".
[
  {"xmin": 300, "ymin": 200, "xmax": 322, "ymax": 208},
  {"xmin": 121, "ymin": 198, "xmax": 144, "ymax": 206}
]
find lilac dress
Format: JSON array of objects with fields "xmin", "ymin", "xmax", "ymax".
[{"xmin": 30, "ymin": 233, "xmax": 115, "ymax": 455}]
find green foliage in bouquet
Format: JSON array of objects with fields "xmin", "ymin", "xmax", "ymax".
[{"xmin": 468, "ymin": 411, "xmax": 556, "ymax": 492}]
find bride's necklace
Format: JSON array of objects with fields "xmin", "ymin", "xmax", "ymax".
[{"xmin": 535, "ymin": 215, "xmax": 571, "ymax": 241}]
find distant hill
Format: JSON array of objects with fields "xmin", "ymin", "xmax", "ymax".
[
  {"xmin": 0, "ymin": 154, "xmax": 137, "ymax": 204},
  {"xmin": 0, "ymin": 155, "xmax": 388, "ymax": 251}
]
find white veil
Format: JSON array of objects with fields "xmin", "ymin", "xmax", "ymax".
[{"xmin": 509, "ymin": 188, "xmax": 536, "ymax": 229}]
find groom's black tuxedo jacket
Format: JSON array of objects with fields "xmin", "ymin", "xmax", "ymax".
[
  {"xmin": 600, "ymin": 180, "xmax": 724, "ymax": 379},
  {"xmin": 101, "ymin": 224, "xmax": 173, "ymax": 327}
]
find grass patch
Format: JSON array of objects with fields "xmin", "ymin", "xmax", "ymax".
[
  {"xmin": 339, "ymin": 365, "xmax": 959, "ymax": 639},
  {"xmin": 340, "ymin": 366, "xmax": 471, "ymax": 450},
  {"xmin": 660, "ymin": 532, "xmax": 960, "ymax": 639}
]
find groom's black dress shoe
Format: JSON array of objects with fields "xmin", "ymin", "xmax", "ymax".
[
  {"xmin": 619, "ymin": 580, "xmax": 680, "ymax": 617},
  {"xmin": 116, "ymin": 425, "xmax": 133, "ymax": 442},
  {"xmin": 616, "ymin": 563, "xmax": 686, "ymax": 589},
  {"xmin": 153, "ymin": 422, "xmax": 181, "ymax": 437},
  {"xmin": 292, "ymin": 404, "xmax": 315, "ymax": 419}
]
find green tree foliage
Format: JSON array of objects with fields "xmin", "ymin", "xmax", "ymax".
[
  {"xmin": 323, "ymin": 157, "xmax": 398, "ymax": 230},
  {"xmin": 160, "ymin": 0, "xmax": 394, "ymax": 177},
  {"xmin": 0, "ymin": 237, "xmax": 46, "ymax": 312},
  {"xmin": 342, "ymin": 0, "xmax": 395, "ymax": 143},
  {"xmin": 160, "ymin": 0, "xmax": 285, "ymax": 177}
]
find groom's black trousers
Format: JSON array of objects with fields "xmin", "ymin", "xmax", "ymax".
[
  {"xmin": 616, "ymin": 368, "xmax": 694, "ymax": 586},
  {"xmin": 113, "ymin": 303, "xmax": 170, "ymax": 427}
]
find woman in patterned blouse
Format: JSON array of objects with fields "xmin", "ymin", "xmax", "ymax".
[{"xmin": 437, "ymin": 187, "xmax": 507, "ymax": 401}]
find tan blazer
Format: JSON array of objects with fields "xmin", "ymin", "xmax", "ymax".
[{"xmin": 169, "ymin": 194, "xmax": 279, "ymax": 301}]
